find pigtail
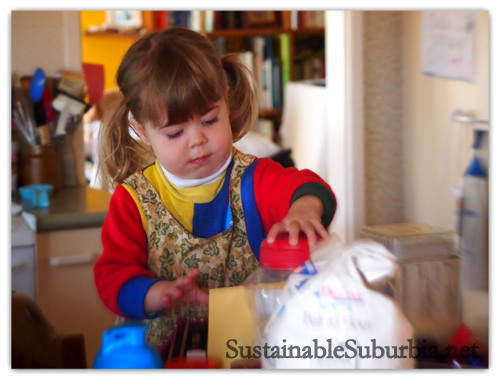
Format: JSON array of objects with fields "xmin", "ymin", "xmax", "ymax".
[
  {"xmin": 97, "ymin": 100, "xmax": 153, "ymax": 190},
  {"xmin": 221, "ymin": 54, "xmax": 258, "ymax": 141}
]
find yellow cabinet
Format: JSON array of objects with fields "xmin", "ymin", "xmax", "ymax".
[{"xmin": 36, "ymin": 227, "xmax": 115, "ymax": 368}]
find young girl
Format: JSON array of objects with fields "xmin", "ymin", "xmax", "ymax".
[{"xmin": 94, "ymin": 28, "xmax": 336, "ymax": 360}]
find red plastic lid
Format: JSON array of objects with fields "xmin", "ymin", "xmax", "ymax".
[{"xmin": 260, "ymin": 233, "xmax": 310, "ymax": 270}]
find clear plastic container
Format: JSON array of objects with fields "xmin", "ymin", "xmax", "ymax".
[
  {"xmin": 360, "ymin": 223, "xmax": 458, "ymax": 260},
  {"xmin": 244, "ymin": 233, "xmax": 310, "ymax": 345},
  {"xmin": 360, "ymin": 223, "xmax": 462, "ymax": 346}
]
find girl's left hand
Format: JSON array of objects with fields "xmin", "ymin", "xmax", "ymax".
[{"xmin": 266, "ymin": 195, "xmax": 329, "ymax": 247}]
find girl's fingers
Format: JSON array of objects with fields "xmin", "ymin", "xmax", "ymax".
[
  {"xmin": 301, "ymin": 221, "xmax": 318, "ymax": 246},
  {"xmin": 195, "ymin": 289, "xmax": 209, "ymax": 304},
  {"xmin": 266, "ymin": 222, "xmax": 285, "ymax": 243},
  {"xmin": 185, "ymin": 268, "xmax": 201, "ymax": 280},
  {"xmin": 267, "ymin": 219, "xmax": 329, "ymax": 246},
  {"xmin": 309, "ymin": 219, "xmax": 328, "ymax": 240},
  {"xmin": 175, "ymin": 269, "xmax": 201, "ymax": 288},
  {"xmin": 173, "ymin": 286, "xmax": 209, "ymax": 305},
  {"xmin": 286, "ymin": 220, "xmax": 301, "ymax": 245},
  {"xmin": 162, "ymin": 288, "xmax": 181, "ymax": 307}
]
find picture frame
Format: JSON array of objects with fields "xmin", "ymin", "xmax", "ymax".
[
  {"xmin": 242, "ymin": 11, "xmax": 281, "ymax": 28},
  {"xmin": 105, "ymin": 11, "xmax": 143, "ymax": 31}
]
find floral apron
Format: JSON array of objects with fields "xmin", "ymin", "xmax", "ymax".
[{"xmin": 122, "ymin": 149, "xmax": 259, "ymax": 360}]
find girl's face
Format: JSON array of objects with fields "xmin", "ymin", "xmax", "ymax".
[{"xmin": 134, "ymin": 98, "xmax": 234, "ymax": 179}]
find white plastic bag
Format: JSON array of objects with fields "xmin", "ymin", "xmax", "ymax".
[{"xmin": 261, "ymin": 237, "xmax": 414, "ymax": 369}]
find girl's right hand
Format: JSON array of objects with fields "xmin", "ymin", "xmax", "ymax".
[{"xmin": 144, "ymin": 269, "xmax": 209, "ymax": 314}]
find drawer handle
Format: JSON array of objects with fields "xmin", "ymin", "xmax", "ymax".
[
  {"xmin": 49, "ymin": 253, "xmax": 96, "ymax": 267},
  {"xmin": 12, "ymin": 261, "xmax": 26, "ymax": 270}
]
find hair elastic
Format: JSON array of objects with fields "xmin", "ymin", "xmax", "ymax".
[{"xmin": 127, "ymin": 111, "xmax": 140, "ymax": 139}]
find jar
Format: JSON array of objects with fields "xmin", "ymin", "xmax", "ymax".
[
  {"xmin": 244, "ymin": 233, "xmax": 310, "ymax": 345},
  {"xmin": 55, "ymin": 133, "xmax": 78, "ymax": 187},
  {"xmin": 20, "ymin": 144, "xmax": 63, "ymax": 191},
  {"xmin": 93, "ymin": 323, "xmax": 162, "ymax": 369}
]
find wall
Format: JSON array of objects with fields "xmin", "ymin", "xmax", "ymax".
[
  {"xmin": 12, "ymin": 11, "xmax": 81, "ymax": 78},
  {"xmin": 363, "ymin": 11, "xmax": 405, "ymax": 225},
  {"xmin": 80, "ymin": 11, "xmax": 136, "ymax": 90},
  {"xmin": 402, "ymin": 11, "xmax": 489, "ymax": 230}
]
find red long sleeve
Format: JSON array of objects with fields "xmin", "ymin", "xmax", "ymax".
[
  {"xmin": 252, "ymin": 158, "xmax": 334, "ymax": 233},
  {"xmin": 94, "ymin": 185, "xmax": 154, "ymax": 315}
]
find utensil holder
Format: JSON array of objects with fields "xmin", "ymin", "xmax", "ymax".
[{"xmin": 20, "ymin": 144, "xmax": 63, "ymax": 191}]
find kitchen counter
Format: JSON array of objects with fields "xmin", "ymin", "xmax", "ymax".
[{"xmin": 21, "ymin": 186, "xmax": 112, "ymax": 232}]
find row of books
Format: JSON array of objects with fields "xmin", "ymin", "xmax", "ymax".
[
  {"xmin": 153, "ymin": 10, "xmax": 325, "ymax": 32},
  {"xmin": 154, "ymin": 11, "xmax": 246, "ymax": 32},
  {"xmin": 222, "ymin": 34, "xmax": 292, "ymax": 110},
  {"xmin": 293, "ymin": 35, "xmax": 326, "ymax": 80},
  {"xmin": 211, "ymin": 34, "xmax": 325, "ymax": 110}
]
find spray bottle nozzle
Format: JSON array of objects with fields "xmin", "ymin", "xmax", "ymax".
[{"xmin": 472, "ymin": 130, "xmax": 485, "ymax": 150}]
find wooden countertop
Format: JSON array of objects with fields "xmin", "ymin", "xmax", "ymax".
[{"xmin": 22, "ymin": 186, "xmax": 112, "ymax": 232}]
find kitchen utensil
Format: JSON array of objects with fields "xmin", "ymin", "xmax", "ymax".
[
  {"xmin": 57, "ymin": 71, "xmax": 86, "ymax": 98},
  {"xmin": 29, "ymin": 68, "xmax": 51, "ymax": 144},
  {"xmin": 52, "ymin": 72, "xmax": 88, "ymax": 136},
  {"xmin": 42, "ymin": 86, "xmax": 54, "ymax": 122},
  {"xmin": 13, "ymin": 89, "xmax": 37, "ymax": 145},
  {"xmin": 52, "ymin": 94, "xmax": 86, "ymax": 136},
  {"xmin": 29, "ymin": 68, "xmax": 46, "ymax": 102},
  {"xmin": 38, "ymin": 86, "xmax": 54, "ymax": 145},
  {"xmin": 13, "ymin": 110, "xmax": 34, "ymax": 145}
]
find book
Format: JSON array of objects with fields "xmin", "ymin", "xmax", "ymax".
[
  {"xmin": 255, "ymin": 118, "xmax": 274, "ymax": 141},
  {"xmin": 263, "ymin": 57, "xmax": 273, "ymax": 109},
  {"xmin": 281, "ymin": 11, "xmax": 292, "ymax": 29},
  {"xmin": 214, "ymin": 11, "xmax": 223, "ymax": 30},
  {"xmin": 190, "ymin": 10, "xmax": 203, "ymax": 31},
  {"xmin": 153, "ymin": 11, "xmax": 168, "ymax": 30},
  {"xmin": 252, "ymin": 36, "xmax": 266, "ymax": 109},
  {"xmin": 272, "ymin": 59, "xmax": 282, "ymax": 109},
  {"xmin": 299, "ymin": 11, "xmax": 308, "ymax": 28},
  {"xmin": 212, "ymin": 36, "xmax": 226, "ymax": 56},
  {"xmin": 290, "ymin": 10, "xmax": 299, "ymax": 30},
  {"xmin": 278, "ymin": 34, "xmax": 291, "ymax": 96},
  {"xmin": 262, "ymin": 36, "xmax": 274, "ymax": 109},
  {"xmin": 205, "ymin": 10, "xmax": 214, "ymax": 32},
  {"xmin": 237, "ymin": 51, "xmax": 254, "ymax": 73}
]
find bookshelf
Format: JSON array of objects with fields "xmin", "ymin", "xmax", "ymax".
[{"xmin": 84, "ymin": 10, "xmax": 325, "ymax": 142}]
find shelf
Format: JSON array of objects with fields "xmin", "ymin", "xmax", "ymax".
[
  {"xmin": 207, "ymin": 27, "xmax": 324, "ymax": 38},
  {"xmin": 84, "ymin": 29, "xmax": 148, "ymax": 39},
  {"xmin": 85, "ymin": 27, "xmax": 325, "ymax": 40},
  {"xmin": 291, "ymin": 28, "xmax": 325, "ymax": 35},
  {"xmin": 259, "ymin": 109, "xmax": 282, "ymax": 119}
]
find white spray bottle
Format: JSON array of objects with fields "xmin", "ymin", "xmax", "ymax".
[{"xmin": 456, "ymin": 129, "xmax": 488, "ymax": 291}]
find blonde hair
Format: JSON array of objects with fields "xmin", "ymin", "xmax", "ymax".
[{"xmin": 98, "ymin": 28, "xmax": 258, "ymax": 189}]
